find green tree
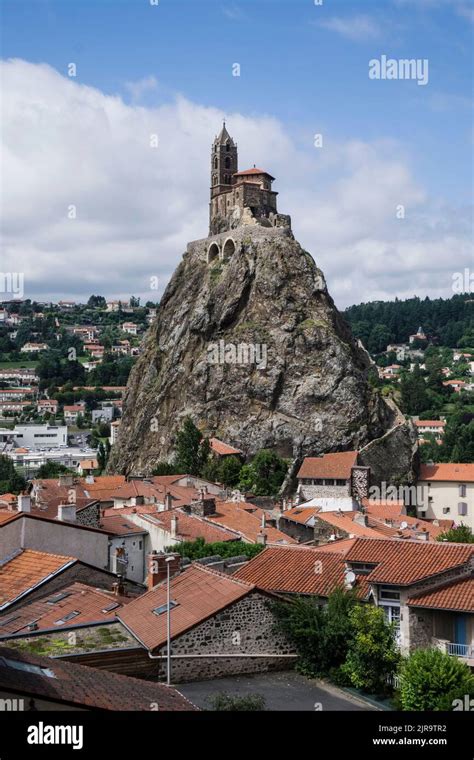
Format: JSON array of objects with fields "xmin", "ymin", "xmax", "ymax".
[
  {"xmin": 342, "ymin": 605, "xmax": 399, "ymax": 695},
  {"xmin": 87, "ymin": 295, "xmax": 106, "ymax": 309},
  {"xmin": 436, "ymin": 525, "xmax": 474, "ymax": 543},
  {"xmin": 217, "ymin": 455, "xmax": 242, "ymax": 487},
  {"xmin": 398, "ymin": 648, "xmax": 474, "ymax": 711},
  {"xmin": 271, "ymin": 597, "xmax": 328, "ymax": 675},
  {"xmin": 152, "ymin": 461, "xmax": 182, "ymax": 476},
  {"xmin": 0, "ymin": 455, "xmax": 26, "ymax": 494},
  {"xmin": 271, "ymin": 589, "xmax": 357, "ymax": 677},
  {"xmin": 36, "ymin": 462, "xmax": 74, "ymax": 479},
  {"xmin": 238, "ymin": 449, "xmax": 288, "ymax": 496},
  {"xmin": 97, "ymin": 441, "xmax": 107, "ymax": 471},
  {"xmin": 174, "ymin": 418, "xmax": 210, "ymax": 476},
  {"xmin": 165, "ymin": 537, "xmax": 263, "ymax": 561},
  {"xmin": 400, "ymin": 365, "xmax": 429, "ymax": 415}
]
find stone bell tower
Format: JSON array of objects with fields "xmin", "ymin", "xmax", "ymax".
[{"xmin": 210, "ymin": 122, "xmax": 238, "ymax": 201}]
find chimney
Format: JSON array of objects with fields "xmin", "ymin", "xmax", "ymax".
[
  {"xmin": 261, "ymin": 513, "xmax": 266, "ymax": 529},
  {"xmin": 416, "ymin": 530, "xmax": 430, "ymax": 541},
  {"xmin": 147, "ymin": 551, "xmax": 181, "ymax": 590},
  {"xmin": 85, "ymin": 474, "xmax": 95, "ymax": 485},
  {"xmin": 189, "ymin": 496, "xmax": 216, "ymax": 518},
  {"xmin": 170, "ymin": 514, "xmax": 178, "ymax": 539},
  {"xmin": 350, "ymin": 466, "xmax": 370, "ymax": 501},
  {"xmin": 353, "ymin": 512, "xmax": 368, "ymax": 527},
  {"xmin": 17, "ymin": 494, "xmax": 31, "ymax": 513},
  {"xmin": 256, "ymin": 530, "xmax": 267, "ymax": 546},
  {"xmin": 57, "ymin": 503, "xmax": 76, "ymax": 523},
  {"xmin": 112, "ymin": 575, "xmax": 125, "ymax": 597},
  {"xmin": 164, "ymin": 492, "xmax": 173, "ymax": 511}
]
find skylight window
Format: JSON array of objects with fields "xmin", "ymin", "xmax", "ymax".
[
  {"xmin": 54, "ymin": 610, "xmax": 80, "ymax": 625},
  {"xmin": 46, "ymin": 592, "xmax": 72, "ymax": 605},
  {"xmin": 101, "ymin": 602, "xmax": 120, "ymax": 613},
  {"xmin": 152, "ymin": 600, "xmax": 178, "ymax": 616},
  {"xmin": 0, "ymin": 614, "xmax": 21, "ymax": 628},
  {"xmin": 0, "ymin": 657, "xmax": 56, "ymax": 679}
]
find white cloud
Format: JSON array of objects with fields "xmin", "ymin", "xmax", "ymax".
[
  {"xmin": 0, "ymin": 59, "xmax": 471, "ymax": 310},
  {"xmin": 317, "ymin": 14, "xmax": 383, "ymax": 42},
  {"xmin": 124, "ymin": 75, "xmax": 158, "ymax": 103}
]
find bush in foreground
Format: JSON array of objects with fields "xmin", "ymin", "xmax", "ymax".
[{"xmin": 398, "ymin": 647, "xmax": 474, "ymax": 711}]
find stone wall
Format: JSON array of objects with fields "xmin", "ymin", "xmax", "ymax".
[
  {"xmin": 351, "ymin": 466, "xmax": 370, "ymax": 501},
  {"xmin": 188, "ymin": 224, "xmax": 293, "ymax": 266},
  {"xmin": 312, "ymin": 516, "xmax": 349, "ymax": 545},
  {"xmin": 407, "ymin": 607, "xmax": 434, "ymax": 652},
  {"xmin": 278, "ymin": 516, "xmax": 312, "ymax": 543},
  {"xmin": 298, "ymin": 483, "xmax": 350, "ymax": 501},
  {"xmin": 154, "ymin": 591, "xmax": 296, "ymax": 682},
  {"xmin": 76, "ymin": 501, "xmax": 101, "ymax": 528}
]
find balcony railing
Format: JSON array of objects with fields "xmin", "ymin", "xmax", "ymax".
[{"xmin": 447, "ymin": 642, "xmax": 473, "ymax": 658}]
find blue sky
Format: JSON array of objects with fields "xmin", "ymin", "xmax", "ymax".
[{"xmin": 1, "ymin": 0, "xmax": 473, "ymax": 306}]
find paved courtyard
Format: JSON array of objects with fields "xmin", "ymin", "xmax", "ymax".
[{"xmin": 178, "ymin": 670, "xmax": 376, "ymax": 711}]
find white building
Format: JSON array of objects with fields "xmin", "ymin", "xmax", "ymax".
[
  {"xmin": 416, "ymin": 463, "xmax": 474, "ymax": 532},
  {"xmin": 0, "ymin": 424, "xmax": 68, "ymax": 449},
  {"xmin": 20, "ymin": 342, "xmax": 48, "ymax": 353},
  {"xmin": 7, "ymin": 446, "xmax": 97, "ymax": 477}
]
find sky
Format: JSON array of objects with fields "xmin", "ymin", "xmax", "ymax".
[{"xmin": 0, "ymin": 0, "xmax": 473, "ymax": 309}]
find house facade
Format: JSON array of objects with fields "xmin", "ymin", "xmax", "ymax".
[{"xmin": 416, "ymin": 463, "xmax": 474, "ymax": 532}]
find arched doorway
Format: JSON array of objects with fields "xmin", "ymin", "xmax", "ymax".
[
  {"xmin": 207, "ymin": 242, "xmax": 220, "ymax": 264},
  {"xmin": 222, "ymin": 238, "xmax": 236, "ymax": 260}
]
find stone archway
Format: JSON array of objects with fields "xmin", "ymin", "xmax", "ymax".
[
  {"xmin": 207, "ymin": 242, "xmax": 220, "ymax": 264},
  {"xmin": 222, "ymin": 237, "xmax": 236, "ymax": 260}
]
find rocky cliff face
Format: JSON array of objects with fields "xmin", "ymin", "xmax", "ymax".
[{"xmin": 108, "ymin": 225, "xmax": 416, "ymax": 483}]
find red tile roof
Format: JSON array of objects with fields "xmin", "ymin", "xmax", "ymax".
[
  {"xmin": 315, "ymin": 538, "xmax": 357, "ymax": 555},
  {"xmin": 0, "ymin": 550, "xmax": 76, "ymax": 609},
  {"xmin": 297, "ymin": 451, "xmax": 358, "ymax": 480},
  {"xmin": 313, "ymin": 511, "xmax": 393, "ymax": 539},
  {"xmin": 207, "ymin": 501, "xmax": 296, "ymax": 545},
  {"xmin": 209, "ymin": 437, "xmax": 243, "ymax": 456},
  {"xmin": 99, "ymin": 515, "xmax": 148, "ymax": 536},
  {"xmin": 148, "ymin": 509, "xmax": 240, "ymax": 543},
  {"xmin": 407, "ymin": 576, "xmax": 474, "ymax": 613},
  {"xmin": 419, "ymin": 463, "xmax": 474, "ymax": 483},
  {"xmin": 414, "ymin": 420, "xmax": 446, "ymax": 428},
  {"xmin": 281, "ymin": 506, "xmax": 321, "ymax": 525},
  {"xmin": 361, "ymin": 499, "xmax": 405, "ymax": 517},
  {"xmin": 234, "ymin": 168, "xmax": 275, "ymax": 179},
  {"xmin": 118, "ymin": 564, "xmax": 255, "ymax": 651},
  {"xmin": 0, "ymin": 646, "xmax": 197, "ymax": 711},
  {"xmin": 0, "ymin": 582, "xmax": 131, "ymax": 635},
  {"xmin": 345, "ymin": 538, "xmax": 474, "ymax": 586},
  {"xmin": 234, "ymin": 545, "xmax": 369, "ymax": 598}
]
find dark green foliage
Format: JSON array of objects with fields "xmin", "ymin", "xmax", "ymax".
[
  {"xmin": 87, "ymin": 295, "xmax": 106, "ymax": 308},
  {"xmin": 152, "ymin": 461, "xmax": 182, "ymax": 476},
  {"xmin": 0, "ymin": 455, "xmax": 26, "ymax": 494},
  {"xmin": 398, "ymin": 648, "xmax": 474, "ymax": 711},
  {"xmin": 165, "ymin": 537, "xmax": 263, "ymax": 561},
  {"xmin": 400, "ymin": 365, "xmax": 429, "ymax": 415},
  {"xmin": 238, "ymin": 449, "xmax": 288, "ymax": 496},
  {"xmin": 36, "ymin": 462, "xmax": 74, "ymax": 479},
  {"xmin": 174, "ymin": 417, "xmax": 210, "ymax": 476},
  {"xmin": 208, "ymin": 693, "xmax": 266, "ymax": 711},
  {"xmin": 341, "ymin": 605, "xmax": 399, "ymax": 696},
  {"xmin": 345, "ymin": 294, "xmax": 473, "ymax": 349},
  {"xmin": 202, "ymin": 454, "xmax": 242, "ymax": 487},
  {"xmin": 271, "ymin": 589, "xmax": 357, "ymax": 676},
  {"xmin": 436, "ymin": 525, "xmax": 474, "ymax": 543}
]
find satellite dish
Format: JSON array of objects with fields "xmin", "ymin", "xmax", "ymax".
[
  {"xmin": 400, "ymin": 521, "xmax": 408, "ymax": 530},
  {"xmin": 344, "ymin": 570, "xmax": 356, "ymax": 586}
]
